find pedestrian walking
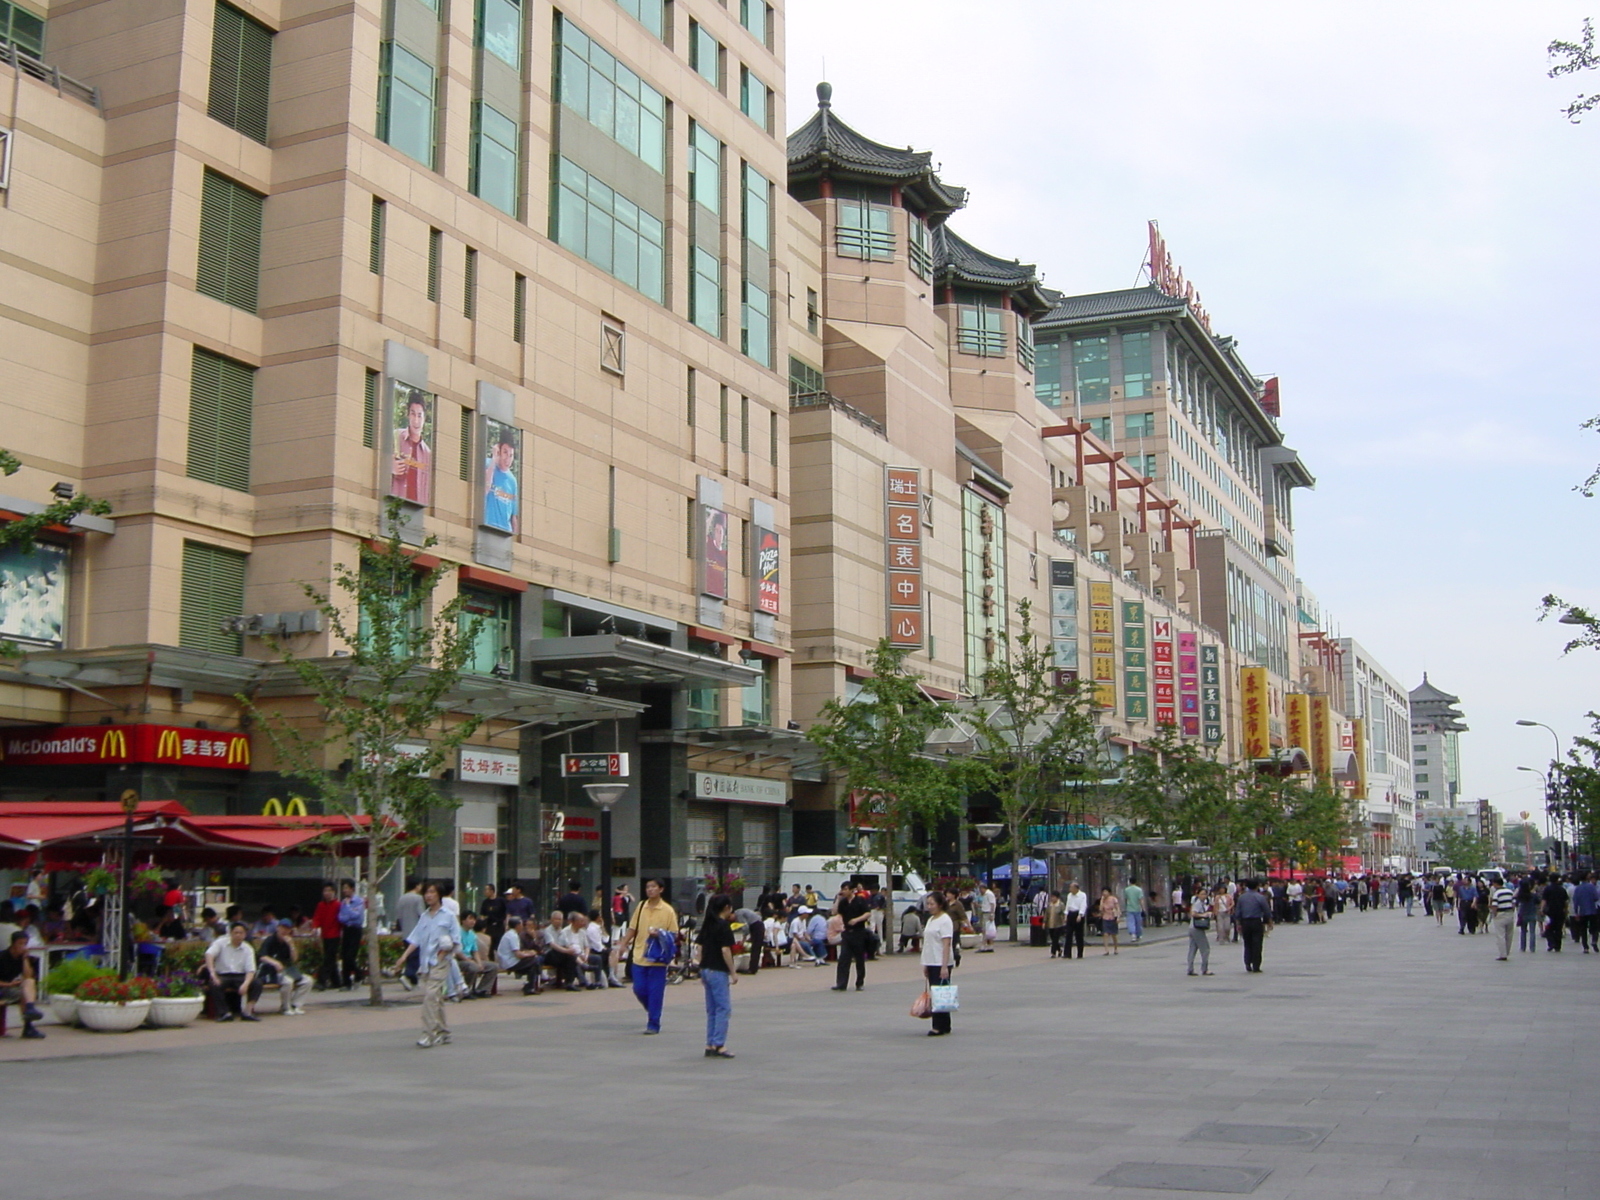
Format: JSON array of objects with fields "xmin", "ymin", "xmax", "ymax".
[
  {"xmin": 1098, "ymin": 888, "xmax": 1121, "ymax": 955},
  {"xmin": 1186, "ymin": 889, "xmax": 1214, "ymax": 976},
  {"xmin": 1044, "ymin": 890, "xmax": 1066, "ymax": 957},
  {"xmin": 830, "ymin": 881, "xmax": 872, "ymax": 991},
  {"xmin": 1541, "ymin": 875, "xmax": 1570, "ymax": 952},
  {"xmin": 1122, "ymin": 879, "xmax": 1145, "ymax": 943},
  {"xmin": 337, "ymin": 879, "xmax": 366, "ymax": 990},
  {"xmin": 394, "ymin": 882, "xmax": 461, "ymax": 1048},
  {"xmin": 920, "ymin": 890, "xmax": 955, "ymax": 1037},
  {"xmin": 619, "ymin": 877, "xmax": 678, "ymax": 1034},
  {"xmin": 1432, "ymin": 877, "xmax": 1448, "ymax": 926},
  {"xmin": 1063, "ymin": 882, "xmax": 1088, "ymax": 959},
  {"xmin": 1572, "ymin": 873, "xmax": 1599, "ymax": 952},
  {"xmin": 311, "ymin": 883, "xmax": 343, "ymax": 991},
  {"xmin": 1515, "ymin": 876, "xmax": 1541, "ymax": 953},
  {"xmin": 1489, "ymin": 879, "xmax": 1516, "ymax": 960},
  {"xmin": 698, "ymin": 894, "xmax": 737, "ymax": 1058},
  {"xmin": 1236, "ymin": 879, "xmax": 1272, "ymax": 973},
  {"xmin": 734, "ymin": 905, "xmax": 764, "ymax": 974}
]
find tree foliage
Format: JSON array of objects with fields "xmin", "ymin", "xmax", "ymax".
[
  {"xmin": 0, "ymin": 448, "xmax": 111, "ymax": 659},
  {"xmin": 1549, "ymin": 18, "xmax": 1600, "ymax": 124},
  {"xmin": 805, "ymin": 639, "xmax": 970, "ymax": 886},
  {"xmin": 1430, "ymin": 822, "xmax": 1492, "ymax": 872},
  {"xmin": 961, "ymin": 599, "xmax": 1105, "ymax": 941},
  {"xmin": 240, "ymin": 501, "xmax": 483, "ymax": 1005}
]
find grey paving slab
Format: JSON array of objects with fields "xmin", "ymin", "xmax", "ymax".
[{"xmin": 2, "ymin": 906, "xmax": 1595, "ymax": 1200}]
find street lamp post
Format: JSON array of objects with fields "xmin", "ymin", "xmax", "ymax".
[
  {"xmin": 116, "ymin": 787, "xmax": 139, "ymax": 980},
  {"xmin": 582, "ymin": 783, "xmax": 628, "ymax": 928},
  {"xmin": 1517, "ymin": 720, "xmax": 1569, "ymax": 868},
  {"xmin": 975, "ymin": 822, "xmax": 1003, "ymax": 891}
]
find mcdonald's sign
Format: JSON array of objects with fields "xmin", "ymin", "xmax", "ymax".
[
  {"xmin": 262, "ymin": 797, "xmax": 308, "ymax": 817},
  {"xmin": 0, "ymin": 724, "xmax": 252, "ymax": 769}
]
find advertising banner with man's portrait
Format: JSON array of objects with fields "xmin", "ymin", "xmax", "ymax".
[
  {"xmin": 387, "ymin": 381, "xmax": 435, "ymax": 506},
  {"xmin": 479, "ymin": 417, "xmax": 522, "ymax": 535},
  {"xmin": 700, "ymin": 504, "xmax": 729, "ymax": 599},
  {"xmin": 0, "ymin": 541, "xmax": 67, "ymax": 646}
]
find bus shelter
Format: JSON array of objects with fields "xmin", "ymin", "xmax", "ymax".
[{"xmin": 1035, "ymin": 839, "xmax": 1202, "ymax": 924}]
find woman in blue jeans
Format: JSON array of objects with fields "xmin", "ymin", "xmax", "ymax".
[{"xmin": 698, "ymin": 894, "xmax": 737, "ymax": 1058}]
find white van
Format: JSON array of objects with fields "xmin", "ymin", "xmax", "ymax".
[{"xmin": 778, "ymin": 855, "xmax": 928, "ymax": 914}]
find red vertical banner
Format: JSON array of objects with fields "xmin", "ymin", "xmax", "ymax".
[
  {"xmin": 1178, "ymin": 631, "xmax": 1199, "ymax": 737},
  {"xmin": 886, "ymin": 467, "xmax": 923, "ymax": 648},
  {"xmin": 1152, "ymin": 618, "xmax": 1176, "ymax": 726}
]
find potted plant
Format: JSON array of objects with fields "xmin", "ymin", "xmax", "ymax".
[
  {"xmin": 147, "ymin": 971, "xmax": 205, "ymax": 1027},
  {"xmin": 76, "ymin": 974, "xmax": 157, "ymax": 1032},
  {"xmin": 82, "ymin": 865, "xmax": 117, "ymax": 896},
  {"xmin": 42, "ymin": 959, "xmax": 117, "ymax": 1027}
]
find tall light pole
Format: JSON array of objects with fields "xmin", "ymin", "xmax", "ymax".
[
  {"xmin": 582, "ymin": 783, "xmax": 627, "ymax": 926},
  {"xmin": 1517, "ymin": 721, "xmax": 1566, "ymax": 867},
  {"xmin": 1517, "ymin": 766, "xmax": 1557, "ymax": 867},
  {"xmin": 975, "ymin": 822, "xmax": 1003, "ymax": 894}
]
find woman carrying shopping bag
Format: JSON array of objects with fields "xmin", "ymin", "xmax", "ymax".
[{"xmin": 921, "ymin": 891, "xmax": 955, "ymax": 1038}]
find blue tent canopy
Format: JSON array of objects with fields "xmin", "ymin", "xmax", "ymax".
[{"xmin": 988, "ymin": 857, "xmax": 1049, "ymax": 879}]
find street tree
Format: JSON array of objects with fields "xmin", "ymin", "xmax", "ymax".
[
  {"xmin": 241, "ymin": 501, "xmax": 482, "ymax": 1004},
  {"xmin": 1549, "ymin": 18, "xmax": 1600, "ymax": 123},
  {"xmin": 1430, "ymin": 823, "xmax": 1492, "ymax": 872},
  {"xmin": 805, "ymin": 639, "xmax": 970, "ymax": 937},
  {"xmin": 1556, "ymin": 712, "xmax": 1600, "ymax": 864},
  {"xmin": 1116, "ymin": 729, "xmax": 1252, "ymax": 874},
  {"xmin": 961, "ymin": 599, "xmax": 1105, "ymax": 943},
  {"xmin": 1237, "ymin": 768, "xmax": 1354, "ymax": 877}
]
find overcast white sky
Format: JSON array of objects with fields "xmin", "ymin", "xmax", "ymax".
[{"xmin": 787, "ymin": 1, "xmax": 1600, "ymax": 832}]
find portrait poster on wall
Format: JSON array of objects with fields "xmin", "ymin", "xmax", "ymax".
[
  {"xmin": 479, "ymin": 417, "xmax": 522, "ymax": 535},
  {"xmin": 700, "ymin": 504, "xmax": 729, "ymax": 599},
  {"xmin": 388, "ymin": 382, "xmax": 435, "ymax": 506}
]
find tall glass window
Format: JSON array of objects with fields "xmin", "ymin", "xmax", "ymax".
[
  {"xmin": 741, "ymin": 654, "xmax": 772, "ymax": 725},
  {"xmin": 689, "ymin": 122, "xmax": 723, "ymax": 214},
  {"xmin": 692, "ymin": 247, "xmax": 722, "ymax": 336},
  {"xmin": 471, "ymin": 102, "xmax": 519, "ymax": 214},
  {"xmin": 741, "ymin": 164, "xmax": 772, "ymax": 366},
  {"xmin": 742, "ymin": 163, "xmax": 770, "ymax": 252},
  {"xmin": 739, "ymin": 0, "xmax": 768, "ymax": 46},
  {"xmin": 459, "ymin": 589, "xmax": 517, "ymax": 675},
  {"xmin": 1121, "ymin": 329, "xmax": 1153, "ymax": 398},
  {"xmin": 957, "ymin": 298, "xmax": 1005, "ymax": 357},
  {"xmin": 553, "ymin": 159, "xmax": 664, "ymax": 301},
  {"xmin": 378, "ymin": 42, "xmax": 435, "ymax": 167},
  {"xmin": 909, "ymin": 214, "xmax": 933, "ymax": 280},
  {"xmin": 555, "ymin": 18, "xmax": 666, "ymax": 171},
  {"xmin": 613, "ymin": 0, "xmax": 663, "ymax": 37},
  {"xmin": 477, "ymin": 0, "xmax": 521, "ymax": 68},
  {"xmin": 0, "ymin": 1, "xmax": 44, "ymax": 56},
  {"xmin": 1072, "ymin": 335, "xmax": 1110, "ymax": 404},
  {"xmin": 837, "ymin": 197, "xmax": 894, "ymax": 261},
  {"xmin": 1016, "ymin": 310, "xmax": 1035, "ymax": 371},
  {"xmin": 739, "ymin": 65, "xmax": 768, "ymax": 130},
  {"xmin": 1035, "ymin": 339, "xmax": 1062, "ymax": 405},
  {"xmin": 690, "ymin": 21, "xmax": 721, "ymax": 87}
]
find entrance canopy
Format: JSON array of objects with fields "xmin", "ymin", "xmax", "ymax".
[{"xmin": 989, "ymin": 857, "xmax": 1049, "ymax": 880}]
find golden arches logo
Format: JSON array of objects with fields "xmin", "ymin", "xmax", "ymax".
[
  {"xmin": 99, "ymin": 729, "xmax": 129, "ymax": 759},
  {"xmin": 262, "ymin": 797, "xmax": 283, "ymax": 816},
  {"xmin": 262, "ymin": 796, "xmax": 307, "ymax": 817},
  {"xmin": 225, "ymin": 737, "xmax": 250, "ymax": 766},
  {"xmin": 155, "ymin": 729, "xmax": 182, "ymax": 760}
]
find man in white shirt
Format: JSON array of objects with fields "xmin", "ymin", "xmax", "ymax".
[
  {"xmin": 1062, "ymin": 882, "xmax": 1089, "ymax": 959},
  {"xmin": 976, "ymin": 885, "xmax": 998, "ymax": 951},
  {"xmin": 205, "ymin": 923, "xmax": 262, "ymax": 1022},
  {"xmin": 547, "ymin": 912, "xmax": 587, "ymax": 991},
  {"xmin": 1286, "ymin": 880, "xmax": 1304, "ymax": 924}
]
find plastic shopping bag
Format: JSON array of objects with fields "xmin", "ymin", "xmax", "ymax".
[
  {"xmin": 929, "ymin": 984, "xmax": 959, "ymax": 1013},
  {"xmin": 910, "ymin": 989, "xmax": 933, "ymax": 1019}
]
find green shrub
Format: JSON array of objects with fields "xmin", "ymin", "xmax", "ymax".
[
  {"xmin": 42, "ymin": 958, "xmax": 115, "ymax": 997},
  {"xmin": 161, "ymin": 940, "xmax": 210, "ymax": 975}
]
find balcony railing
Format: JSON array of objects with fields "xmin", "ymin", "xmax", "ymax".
[
  {"xmin": 1, "ymin": 43, "xmax": 100, "ymax": 109},
  {"xmin": 788, "ymin": 389, "xmax": 885, "ymax": 437}
]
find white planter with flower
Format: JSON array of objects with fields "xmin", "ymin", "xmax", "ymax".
[
  {"xmin": 146, "ymin": 996, "xmax": 205, "ymax": 1027},
  {"xmin": 77, "ymin": 998, "xmax": 152, "ymax": 1032},
  {"xmin": 46, "ymin": 993, "xmax": 81, "ymax": 1027}
]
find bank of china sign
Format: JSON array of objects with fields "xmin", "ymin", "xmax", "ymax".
[{"xmin": 693, "ymin": 772, "xmax": 786, "ymax": 806}]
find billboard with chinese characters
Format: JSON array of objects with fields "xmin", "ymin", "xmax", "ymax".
[
  {"xmin": 1201, "ymin": 644, "xmax": 1223, "ymax": 744},
  {"xmin": 1240, "ymin": 666, "xmax": 1269, "ymax": 759},
  {"xmin": 1309, "ymin": 694, "xmax": 1332, "ymax": 776},
  {"xmin": 1049, "ymin": 559, "xmax": 1078, "ymax": 684},
  {"xmin": 1285, "ymin": 693, "xmax": 1310, "ymax": 753},
  {"xmin": 753, "ymin": 526, "xmax": 780, "ymax": 615},
  {"xmin": 0, "ymin": 724, "xmax": 250, "ymax": 769},
  {"xmin": 1122, "ymin": 600, "xmax": 1147, "ymax": 721},
  {"xmin": 886, "ymin": 467, "xmax": 923, "ymax": 648},
  {"xmin": 1178, "ymin": 631, "xmax": 1199, "ymax": 737},
  {"xmin": 459, "ymin": 747, "xmax": 521, "ymax": 782},
  {"xmin": 1151, "ymin": 617, "xmax": 1175, "ymax": 727},
  {"xmin": 0, "ymin": 540, "xmax": 67, "ymax": 647},
  {"xmin": 1089, "ymin": 580, "xmax": 1115, "ymax": 709}
]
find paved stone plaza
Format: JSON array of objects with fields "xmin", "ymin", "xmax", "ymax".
[{"xmin": 3, "ymin": 907, "xmax": 1592, "ymax": 1199}]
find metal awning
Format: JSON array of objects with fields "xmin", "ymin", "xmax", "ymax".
[
  {"xmin": 1, "ymin": 645, "xmax": 261, "ymax": 703},
  {"xmin": 640, "ymin": 724, "xmax": 826, "ymax": 777},
  {"xmin": 1253, "ymin": 746, "xmax": 1314, "ymax": 776},
  {"xmin": 526, "ymin": 635, "xmax": 762, "ymax": 690},
  {"xmin": 251, "ymin": 661, "xmax": 644, "ymax": 725}
]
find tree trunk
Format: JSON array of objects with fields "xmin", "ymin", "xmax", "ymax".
[
  {"xmin": 1009, "ymin": 774, "xmax": 1024, "ymax": 943},
  {"xmin": 365, "ymin": 762, "xmax": 387, "ymax": 1007}
]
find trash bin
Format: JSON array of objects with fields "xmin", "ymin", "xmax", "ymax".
[{"xmin": 1029, "ymin": 917, "xmax": 1047, "ymax": 947}]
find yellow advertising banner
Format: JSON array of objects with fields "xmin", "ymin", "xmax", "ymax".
[
  {"xmin": 1285, "ymin": 693, "xmax": 1310, "ymax": 754},
  {"xmin": 1309, "ymin": 694, "xmax": 1331, "ymax": 776},
  {"xmin": 1092, "ymin": 654, "xmax": 1116, "ymax": 683},
  {"xmin": 1089, "ymin": 581, "xmax": 1113, "ymax": 609},
  {"xmin": 1240, "ymin": 666, "xmax": 1269, "ymax": 759},
  {"xmin": 1093, "ymin": 683, "xmax": 1117, "ymax": 710},
  {"xmin": 1090, "ymin": 609, "xmax": 1114, "ymax": 635},
  {"xmin": 1351, "ymin": 717, "xmax": 1367, "ymax": 798}
]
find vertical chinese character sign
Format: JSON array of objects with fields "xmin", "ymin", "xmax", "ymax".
[
  {"xmin": 1286, "ymin": 693, "xmax": 1310, "ymax": 753},
  {"xmin": 753, "ymin": 526, "xmax": 780, "ymax": 615},
  {"xmin": 1122, "ymin": 600, "xmax": 1147, "ymax": 721},
  {"xmin": 1178, "ymin": 631, "xmax": 1200, "ymax": 737},
  {"xmin": 1309, "ymin": 694, "xmax": 1331, "ymax": 777},
  {"xmin": 1089, "ymin": 581, "xmax": 1115, "ymax": 710},
  {"xmin": 1049, "ymin": 559, "xmax": 1077, "ymax": 686},
  {"xmin": 1201, "ymin": 644, "xmax": 1223, "ymax": 745},
  {"xmin": 885, "ymin": 467, "xmax": 923, "ymax": 647},
  {"xmin": 1151, "ymin": 617, "xmax": 1175, "ymax": 727},
  {"xmin": 1240, "ymin": 666, "xmax": 1269, "ymax": 759}
]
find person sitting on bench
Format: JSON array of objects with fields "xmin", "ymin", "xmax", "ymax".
[
  {"xmin": 205, "ymin": 923, "xmax": 262, "ymax": 1021},
  {"xmin": 0, "ymin": 931, "xmax": 45, "ymax": 1038}
]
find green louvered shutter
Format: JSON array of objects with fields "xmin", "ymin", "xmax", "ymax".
[
  {"xmin": 197, "ymin": 170, "xmax": 263, "ymax": 312},
  {"xmin": 187, "ymin": 347, "xmax": 254, "ymax": 492},
  {"xmin": 459, "ymin": 405, "xmax": 473, "ymax": 480},
  {"xmin": 208, "ymin": 2, "xmax": 273, "ymax": 143},
  {"xmin": 363, "ymin": 369, "xmax": 378, "ymax": 448},
  {"xmin": 180, "ymin": 541, "xmax": 248, "ymax": 655}
]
